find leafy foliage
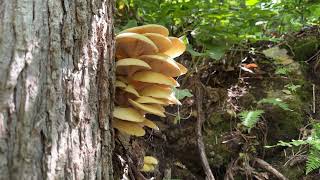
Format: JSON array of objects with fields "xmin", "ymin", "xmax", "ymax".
[
  {"xmin": 239, "ymin": 110, "xmax": 264, "ymax": 132},
  {"xmin": 116, "ymin": 0, "xmax": 320, "ymax": 60},
  {"xmin": 275, "ymin": 66, "xmax": 291, "ymax": 76},
  {"xmin": 266, "ymin": 123, "xmax": 320, "ymax": 174},
  {"xmin": 258, "ymin": 98, "xmax": 292, "ymax": 111},
  {"xmin": 306, "ymin": 148, "xmax": 320, "ymax": 174},
  {"xmin": 284, "ymin": 84, "xmax": 301, "ymax": 94},
  {"xmin": 265, "ymin": 140, "xmax": 308, "ymax": 148}
]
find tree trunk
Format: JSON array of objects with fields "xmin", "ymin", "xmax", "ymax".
[{"xmin": 0, "ymin": 0, "xmax": 115, "ymax": 179}]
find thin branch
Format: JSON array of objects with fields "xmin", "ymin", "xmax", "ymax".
[
  {"xmin": 253, "ymin": 157, "xmax": 288, "ymax": 180},
  {"xmin": 194, "ymin": 77, "xmax": 215, "ymax": 180},
  {"xmin": 305, "ymin": 49, "xmax": 320, "ymax": 63},
  {"xmin": 313, "ymin": 84, "xmax": 316, "ymax": 114}
]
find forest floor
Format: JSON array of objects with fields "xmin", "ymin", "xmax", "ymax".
[{"xmin": 114, "ymin": 26, "xmax": 320, "ymax": 180}]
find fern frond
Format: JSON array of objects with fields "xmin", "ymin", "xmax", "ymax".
[
  {"xmin": 266, "ymin": 123, "xmax": 320, "ymax": 174},
  {"xmin": 258, "ymin": 98, "xmax": 292, "ymax": 111},
  {"xmin": 312, "ymin": 123, "xmax": 320, "ymax": 140},
  {"xmin": 306, "ymin": 148, "xmax": 320, "ymax": 174},
  {"xmin": 239, "ymin": 110, "xmax": 264, "ymax": 132}
]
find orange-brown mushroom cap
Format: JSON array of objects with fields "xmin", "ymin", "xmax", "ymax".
[
  {"xmin": 121, "ymin": 24, "xmax": 169, "ymax": 36},
  {"xmin": 116, "ymin": 58, "xmax": 152, "ymax": 76},
  {"xmin": 176, "ymin": 62, "xmax": 188, "ymax": 75},
  {"xmin": 163, "ymin": 37, "xmax": 186, "ymax": 58},
  {"xmin": 140, "ymin": 85, "xmax": 181, "ymax": 105},
  {"xmin": 143, "ymin": 33, "xmax": 172, "ymax": 52},
  {"xmin": 128, "ymin": 99, "xmax": 166, "ymax": 117},
  {"xmin": 113, "ymin": 119, "xmax": 146, "ymax": 136},
  {"xmin": 140, "ymin": 85, "xmax": 172, "ymax": 98},
  {"xmin": 135, "ymin": 96, "xmax": 170, "ymax": 105},
  {"xmin": 139, "ymin": 119, "xmax": 159, "ymax": 130},
  {"xmin": 139, "ymin": 54, "xmax": 181, "ymax": 77},
  {"xmin": 115, "ymin": 80, "xmax": 127, "ymax": 88},
  {"xmin": 122, "ymin": 84, "xmax": 140, "ymax": 97},
  {"xmin": 132, "ymin": 71, "xmax": 180, "ymax": 87},
  {"xmin": 117, "ymin": 76, "xmax": 129, "ymax": 84},
  {"xmin": 113, "ymin": 107, "xmax": 146, "ymax": 122},
  {"xmin": 116, "ymin": 33, "xmax": 159, "ymax": 58}
]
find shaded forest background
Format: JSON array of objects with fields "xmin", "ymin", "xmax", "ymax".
[{"xmin": 114, "ymin": 0, "xmax": 320, "ymax": 179}]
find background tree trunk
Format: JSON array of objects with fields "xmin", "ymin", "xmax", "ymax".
[{"xmin": 0, "ymin": 0, "xmax": 115, "ymax": 179}]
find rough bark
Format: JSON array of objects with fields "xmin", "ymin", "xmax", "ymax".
[{"xmin": 0, "ymin": 0, "xmax": 115, "ymax": 179}]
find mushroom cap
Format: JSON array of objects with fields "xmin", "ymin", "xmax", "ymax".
[
  {"xmin": 167, "ymin": 95, "xmax": 182, "ymax": 105},
  {"xmin": 140, "ymin": 119, "xmax": 159, "ymax": 130},
  {"xmin": 117, "ymin": 76, "xmax": 129, "ymax": 84},
  {"xmin": 128, "ymin": 99, "xmax": 166, "ymax": 117},
  {"xmin": 115, "ymin": 80, "xmax": 127, "ymax": 88},
  {"xmin": 113, "ymin": 119, "xmax": 145, "ymax": 136},
  {"xmin": 140, "ymin": 85, "xmax": 172, "ymax": 98},
  {"xmin": 140, "ymin": 85, "xmax": 181, "ymax": 105},
  {"xmin": 115, "ymin": 93, "xmax": 133, "ymax": 106},
  {"xmin": 132, "ymin": 71, "xmax": 179, "ymax": 87},
  {"xmin": 135, "ymin": 96, "xmax": 169, "ymax": 105},
  {"xmin": 116, "ymin": 33, "xmax": 158, "ymax": 58},
  {"xmin": 163, "ymin": 37, "xmax": 186, "ymax": 58},
  {"xmin": 141, "ymin": 164, "xmax": 155, "ymax": 172},
  {"xmin": 143, "ymin": 33, "xmax": 172, "ymax": 52},
  {"xmin": 176, "ymin": 62, "xmax": 188, "ymax": 75},
  {"xmin": 116, "ymin": 58, "xmax": 151, "ymax": 75},
  {"xmin": 121, "ymin": 24, "xmax": 169, "ymax": 36},
  {"xmin": 153, "ymin": 104, "xmax": 165, "ymax": 112},
  {"xmin": 144, "ymin": 156, "xmax": 159, "ymax": 165},
  {"xmin": 139, "ymin": 55, "xmax": 181, "ymax": 77},
  {"xmin": 113, "ymin": 107, "xmax": 146, "ymax": 122},
  {"xmin": 156, "ymin": 53, "xmax": 188, "ymax": 76},
  {"xmin": 128, "ymin": 80, "xmax": 155, "ymax": 91},
  {"xmin": 122, "ymin": 84, "xmax": 140, "ymax": 97}
]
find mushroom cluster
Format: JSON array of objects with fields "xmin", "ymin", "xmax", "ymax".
[
  {"xmin": 141, "ymin": 156, "xmax": 159, "ymax": 172},
  {"xmin": 113, "ymin": 24, "xmax": 187, "ymax": 137}
]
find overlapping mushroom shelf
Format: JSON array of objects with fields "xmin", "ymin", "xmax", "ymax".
[{"xmin": 113, "ymin": 24, "xmax": 187, "ymax": 137}]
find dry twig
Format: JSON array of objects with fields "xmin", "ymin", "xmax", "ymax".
[
  {"xmin": 194, "ymin": 77, "xmax": 216, "ymax": 180},
  {"xmin": 253, "ymin": 157, "xmax": 288, "ymax": 180}
]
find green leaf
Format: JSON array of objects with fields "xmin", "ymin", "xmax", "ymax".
[
  {"xmin": 265, "ymin": 123, "xmax": 320, "ymax": 174},
  {"xmin": 306, "ymin": 148, "xmax": 320, "ymax": 174},
  {"xmin": 265, "ymin": 139, "xmax": 308, "ymax": 148},
  {"xmin": 258, "ymin": 98, "xmax": 292, "ymax": 111},
  {"xmin": 186, "ymin": 45, "xmax": 207, "ymax": 57},
  {"xmin": 121, "ymin": 20, "xmax": 137, "ymax": 31},
  {"xmin": 275, "ymin": 67, "xmax": 290, "ymax": 75},
  {"xmin": 206, "ymin": 48, "xmax": 226, "ymax": 60},
  {"xmin": 246, "ymin": 0, "xmax": 259, "ymax": 6},
  {"xmin": 285, "ymin": 84, "xmax": 301, "ymax": 93},
  {"xmin": 173, "ymin": 88, "xmax": 193, "ymax": 100},
  {"xmin": 239, "ymin": 110, "xmax": 264, "ymax": 132},
  {"xmin": 282, "ymin": 90, "xmax": 291, "ymax": 95},
  {"xmin": 173, "ymin": 114, "xmax": 181, "ymax": 125}
]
